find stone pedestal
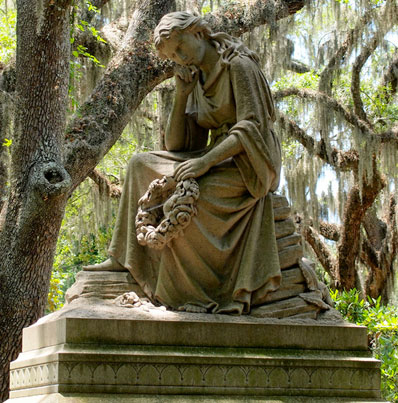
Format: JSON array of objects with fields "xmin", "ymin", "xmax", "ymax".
[
  {"xmin": 6, "ymin": 193, "xmax": 385, "ymax": 401},
  {"xmin": 7, "ymin": 298, "xmax": 384, "ymax": 402}
]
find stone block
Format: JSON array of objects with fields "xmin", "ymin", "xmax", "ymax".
[
  {"xmin": 65, "ymin": 271, "xmax": 145, "ymax": 304},
  {"xmin": 271, "ymin": 194, "xmax": 290, "ymax": 209},
  {"xmin": 273, "ymin": 206, "xmax": 291, "ymax": 221},
  {"xmin": 277, "ymin": 233, "xmax": 301, "ymax": 251},
  {"xmin": 251, "ymin": 296, "xmax": 319, "ymax": 318},
  {"xmin": 260, "ymin": 284, "xmax": 307, "ymax": 304},
  {"xmin": 275, "ymin": 218, "xmax": 296, "ymax": 239},
  {"xmin": 279, "ymin": 244, "xmax": 303, "ymax": 269},
  {"xmin": 281, "ymin": 267, "xmax": 305, "ymax": 285}
]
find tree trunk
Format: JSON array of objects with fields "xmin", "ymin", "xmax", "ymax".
[{"xmin": 0, "ymin": 1, "xmax": 72, "ymax": 400}]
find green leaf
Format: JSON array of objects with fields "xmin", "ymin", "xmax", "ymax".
[{"xmin": 2, "ymin": 138, "xmax": 12, "ymax": 147}]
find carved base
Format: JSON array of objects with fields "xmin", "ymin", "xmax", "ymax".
[{"xmin": 7, "ymin": 300, "xmax": 384, "ymax": 402}]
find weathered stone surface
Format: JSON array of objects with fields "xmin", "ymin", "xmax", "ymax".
[
  {"xmin": 251, "ymin": 296, "xmax": 319, "ymax": 318},
  {"xmin": 271, "ymin": 193, "xmax": 290, "ymax": 209},
  {"xmin": 18, "ymin": 298, "xmax": 362, "ymax": 351},
  {"xmin": 277, "ymin": 233, "xmax": 301, "ymax": 251},
  {"xmin": 261, "ymin": 283, "xmax": 307, "ymax": 304},
  {"xmin": 275, "ymin": 218, "xmax": 296, "ymax": 239},
  {"xmin": 299, "ymin": 257, "xmax": 320, "ymax": 291},
  {"xmin": 300, "ymin": 290, "xmax": 331, "ymax": 310},
  {"xmin": 65, "ymin": 270, "xmax": 145, "ymax": 304},
  {"xmin": 279, "ymin": 244, "xmax": 303, "ymax": 269},
  {"xmin": 281, "ymin": 267, "xmax": 306, "ymax": 285},
  {"xmin": 7, "ymin": 299, "xmax": 383, "ymax": 402},
  {"xmin": 273, "ymin": 205, "xmax": 292, "ymax": 221}
]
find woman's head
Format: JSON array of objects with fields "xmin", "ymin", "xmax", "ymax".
[
  {"xmin": 154, "ymin": 12, "xmax": 211, "ymax": 54},
  {"xmin": 154, "ymin": 12, "xmax": 259, "ymax": 66}
]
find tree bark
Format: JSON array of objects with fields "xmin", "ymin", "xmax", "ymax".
[
  {"xmin": 0, "ymin": 0, "xmax": 72, "ymax": 400},
  {"xmin": 0, "ymin": 94, "xmax": 10, "ymax": 213},
  {"xmin": 337, "ymin": 168, "xmax": 385, "ymax": 290}
]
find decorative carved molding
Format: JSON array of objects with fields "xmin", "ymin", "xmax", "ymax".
[{"xmin": 10, "ymin": 360, "xmax": 380, "ymax": 395}]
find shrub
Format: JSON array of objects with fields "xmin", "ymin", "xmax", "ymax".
[{"xmin": 331, "ymin": 289, "xmax": 398, "ymax": 402}]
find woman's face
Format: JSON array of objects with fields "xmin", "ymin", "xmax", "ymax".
[{"xmin": 160, "ymin": 31, "xmax": 206, "ymax": 67}]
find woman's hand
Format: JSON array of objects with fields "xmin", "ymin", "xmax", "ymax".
[
  {"xmin": 175, "ymin": 66, "xmax": 199, "ymax": 98},
  {"xmin": 174, "ymin": 157, "xmax": 211, "ymax": 181}
]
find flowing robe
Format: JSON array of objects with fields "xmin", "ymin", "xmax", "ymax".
[{"xmin": 109, "ymin": 54, "xmax": 282, "ymax": 314}]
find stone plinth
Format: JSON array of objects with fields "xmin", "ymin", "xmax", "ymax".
[{"xmin": 7, "ymin": 299, "xmax": 384, "ymax": 402}]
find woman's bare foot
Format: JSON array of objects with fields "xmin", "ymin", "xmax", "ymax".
[
  {"xmin": 178, "ymin": 303, "xmax": 207, "ymax": 313},
  {"xmin": 83, "ymin": 257, "xmax": 127, "ymax": 272}
]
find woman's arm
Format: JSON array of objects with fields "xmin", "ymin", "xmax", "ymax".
[
  {"xmin": 174, "ymin": 134, "xmax": 243, "ymax": 181},
  {"xmin": 165, "ymin": 68, "xmax": 199, "ymax": 151}
]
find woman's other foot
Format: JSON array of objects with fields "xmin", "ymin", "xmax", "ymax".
[{"xmin": 83, "ymin": 257, "xmax": 127, "ymax": 272}]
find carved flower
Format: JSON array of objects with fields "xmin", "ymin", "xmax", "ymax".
[
  {"xmin": 176, "ymin": 211, "xmax": 191, "ymax": 226},
  {"xmin": 146, "ymin": 231, "xmax": 166, "ymax": 249},
  {"xmin": 159, "ymin": 220, "xmax": 170, "ymax": 233},
  {"xmin": 137, "ymin": 233, "xmax": 146, "ymax": 245}
]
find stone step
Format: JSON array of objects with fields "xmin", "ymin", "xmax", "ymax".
[
  {"xmin": 279, "ymin": 244, "xmax": 303, "ymax": 269},
  {"xmin": 277, "ymin": 233, "xmax": 301, "ymax": 251},
  {"xmin": 275, "ymin": 218, "xmax": 296, "ymax": 239}
]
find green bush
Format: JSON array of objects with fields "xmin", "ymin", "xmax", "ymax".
[{"xmin": 331, "ymin": 289, "xmax": 398, "ymax": 402}]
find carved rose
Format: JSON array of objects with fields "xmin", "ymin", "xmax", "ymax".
[
  {"xmin": 145, "ymin": 231, "xmax": 166, "ymax": 249},
  {"xmin": 137, "ymin": 233, "xmax": 146, "ymax": 245},
  {"xmin": 176, "ymin": 211, "xmax": 191, "ymax": 226}
]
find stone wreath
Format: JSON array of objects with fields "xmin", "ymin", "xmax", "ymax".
[{"xmin": 135, "ymin": 176, "xmax": 200, "ymax": 249}]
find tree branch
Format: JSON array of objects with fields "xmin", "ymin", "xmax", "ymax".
[
  {"xmin": 275, "ymin": 87, "xmax": 372, "ymax": 134},
  {"xmin": 64, "ymin": 0, "xmax": 307, "ymax": 189},
  {"xmin": 378, "ymin": 125, "xmax": 398, "ymax": 144},
  {"xmin": 318, "ymin": 10, "xmax": 374, "ymax": 94},
  {"xmin": 101, "ymin": 17, "xmax": 127, "ymax": 50},
  {"xmin": 89, "ymin": 168, "xmax": 122, "ymax": 198},
  {"xmin": 360, "ymin": 235, "xmax": 380, "ymax": 271},
  {"xmin": 378, "ymin": 55, "xmax": 398, "ymax": 103},
  {"xmin": 319, "ymin": 221, "xmax": 340, "ymax": 241},
  {"xmin": 351, "ymin": 0, "xmax": 397, "ymax": 126},
  {"xmin": 275, "ymin": 87, "xmax": 398, "ymax": 145},
  {"xmin": 351, "ymin": 34, "xmax": 379, "ymax": 126},
  {"xmin": 64, "ymin": 0, "xmax": 176, "ymax": 186},
  {"xmin": 364, "ymin": 195, "xmax": 397, "ymax": 299},
  {"xmin": 277, "ymin": 111, "xmax": 359, "ymax": 171},
  {"xmin": 286, "ymin": 59, "xmax": 310, "ymax": 74},
  {"xmin": 337, "ymin": 161, "xmax": 386, "ymax": 289},
  {"xmin": 204, "ymin": 0, "xmax": 305, "ymax": 36},
  {"xmin": 301, "ymin": 224, "xmax": 338, "ymax": 280}
]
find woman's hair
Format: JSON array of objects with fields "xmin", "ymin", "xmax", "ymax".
[{"xmin": 154, "ymin": 11, "xmax": 259, "ymax": 66}]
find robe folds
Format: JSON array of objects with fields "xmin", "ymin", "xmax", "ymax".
[{"xmin": 109, "ymin": 54, "xmax": 282, "ymax": 314}]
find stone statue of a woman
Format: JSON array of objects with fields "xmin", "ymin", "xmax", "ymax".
[{"xmin": 85, "ymin": 11, "xmax": 282, "ymax": 315}]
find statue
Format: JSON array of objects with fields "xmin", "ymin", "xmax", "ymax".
[{"xmin": 85, "ymin": 12, "xmax": 282, "ymax": 315}]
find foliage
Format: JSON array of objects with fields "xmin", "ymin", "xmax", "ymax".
[
  {"xmin": 47, "ymin": 220, "xmax": 114, "ymax": 313},
  {"xmin": 331, "ymin": 289, "xmax": 398, "ymax": 402},
  {"xmin": 0, "ymin": 0, "xmax": 16, "ymax": 64}
]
